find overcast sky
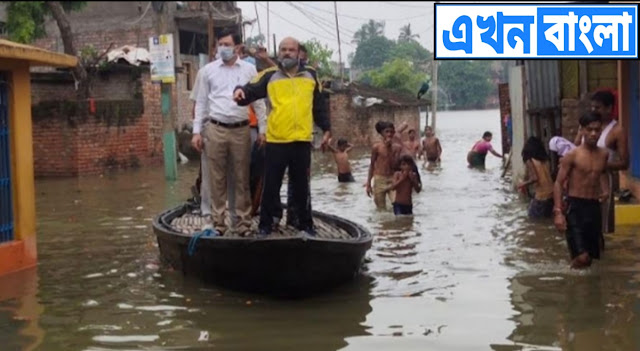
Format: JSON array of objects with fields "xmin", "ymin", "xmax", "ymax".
[{"xmin": 237, "ymin": 1, "xmax": 436, "ymax": 65}]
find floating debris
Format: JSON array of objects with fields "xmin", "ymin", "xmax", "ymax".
[
  {"xmin": 198, "ymin": 331, "xmax": 209, "ymax": 342},
  {"xmin": 84, "ymin": 273, "xmax": 104, "ymax": 279},
  {"xmin": 93, "ymin": 335, "xmax": 159, "ymax": 343}
]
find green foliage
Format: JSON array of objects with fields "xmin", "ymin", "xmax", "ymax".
[
  {"xmin": 393, "ymin": 39, "xmax": 431, "ymax": 64},
  {"xmin": 3, "ymin": 1, "xmax": 86, "ymax": 43},
  {"xmin": 364, "ymin": 58, "xmax": 426, "ymax": 97},
  {"xmin": 438, "ymin": 60, "xmax": 495, "ymax": 110},
  {"xmin": 398, "ymin": 23, "xmax": 419, "ymax": 42},
  {"xmin": 351, "ymin": 36, "xmax": 395, "ymax": 70},
  {"xmin": 352, "ymin": 19, "xmax": 385, "ymax": 44},
  {"xmin": 301, "ymin": 39, "xmax": 334, "ymax": 78}
]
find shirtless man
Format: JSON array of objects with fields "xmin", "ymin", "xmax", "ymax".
[
  {"xmin": 329, "ymin": 138, "xmax": 355, "ymax": 183},
  {"xmin": 404, "ymin": 129, "xmax": 421, "ymax": 159},
  {"xmin": 366, "ymin": 121, "xmax": 402, "ymax": 209},
  {"xmin": 574, "ymin": 90, "xmax": 628, "ymax": 234},
  {"xmin": 422, "ymin": 126, "xmax": 442, "ymax": 168},
  {"xmin": 554, "ymin": 112, "xmax": 610, "ymax": 269}
]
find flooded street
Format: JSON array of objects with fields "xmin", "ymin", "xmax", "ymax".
[{"xmin": 3, "ymin": 109, "xmax": 640, "ymax": 351}]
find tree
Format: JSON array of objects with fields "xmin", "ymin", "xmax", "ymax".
[
  {"xmin": 438, "ymin": 60, "xmax": 494, "ymax": 110},
  {"xmin": 4, "ymin": 1, "xmax": 89, "ymax": 98},
  {"xmin": 365, "ymin": 58, "xmax": 426, "ymax": 97},
  {"xmin": 398, "ymin": 23, "xmax": 419, "ymax": 42},
  {"xmin": 393, "ymin": 39, "xmax": 431, "ymax": 64},
  {"xmin": 301, "ymin": 39, "xmax": 334, "ymax": 78},
  {"xmin": 352, "ymin": 19, "xmax": 385, "ymax": 44},
  {"xmin": 351, "ymin": 36, "xmax": 395, "ymax": 70}
]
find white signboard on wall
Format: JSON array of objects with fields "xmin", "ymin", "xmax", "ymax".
[{"xmin": 149, "ymin": 34, "xmax": 175, "ymax": 83}]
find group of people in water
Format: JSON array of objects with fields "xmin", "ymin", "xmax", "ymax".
[{"xmin": 514, "ymin": 90, "xmax": 628, "ymax": 270}]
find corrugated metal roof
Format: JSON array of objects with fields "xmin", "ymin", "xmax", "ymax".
[{"xmin": 525, "ymin": 60, "xmax": 561, "ymax": 111}]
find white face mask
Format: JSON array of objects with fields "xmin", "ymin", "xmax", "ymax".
[{"xmin": 219, "ymin": 46, "xmax": 236, "ymax": 62}]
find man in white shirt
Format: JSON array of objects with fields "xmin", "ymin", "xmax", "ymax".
[
  {"xmin": 190, "ymin": 53, "xmax": 213, "ymax": 217},
  {"xmin": 192, "ymin": 30, "xmax": 266, "ymax": 236}
]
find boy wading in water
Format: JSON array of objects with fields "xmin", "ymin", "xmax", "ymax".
[
  {"xmin": 366, "ymin": 121, "xmax": 402, "ymax": 209},
  {"xmin": 422, "ymin": 126, "xmax": 442, "ymax": 168},
  {"xmin": 553, "ymin": 112, "xmax": 609, "ymax": 269},
  {"xmin": 404, "ymin": 129, "xmax": 422, "ymax": 159},
  {"xmin": 385, "ymin": 155, "xmax": 422, "ymax": 215},
  {"xmin": 329, "ymin": 138, "xmax": 355, "ymax": 183}
]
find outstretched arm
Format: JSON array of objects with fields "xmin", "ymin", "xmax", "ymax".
[{"xmin": 553, "ymin": 152, "xmax": 574, "ymax": 231}]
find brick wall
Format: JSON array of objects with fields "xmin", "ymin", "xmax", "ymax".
[
  {"xmin": 561, "ymin": 98, "xmax": 591, "ymax": 140},
  {"xmin": 32, "ymin": 72, "xmax": 163, "ymax": 177},
  {"xmin": 329, "ymin": 92, "xmax": 421, "ymax": 147}
]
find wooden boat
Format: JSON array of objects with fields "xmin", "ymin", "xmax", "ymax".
[{"xmin": 152, "ymin": 201, "xmax": 373, "ymax": 297}]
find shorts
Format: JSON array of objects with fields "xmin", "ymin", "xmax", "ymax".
[
  {"xmin": 528, "ymin": 198, "xmax": 553, "ymax": 219},
  {"xmin": 565, "ymin": 197, "xmax": 603, "ymax": 260},
  {"xmin": 393, "ymin": 202, "xmax": 413, "ymax": 215},
  {"xmin": 467, "ymin": 151, "xmax": 487, "ymax": 168},
  {"xmin": 338, "ymin": 172, "xmax": 355, "ymax": 183}
]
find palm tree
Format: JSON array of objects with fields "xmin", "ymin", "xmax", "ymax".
[
  {"xmin": 399, "ymin": 23, "xmax": 420, "ymax": 42},
  {"xmin": 352, "ymin": 20, "xmax": 385, "ymax": 44}
]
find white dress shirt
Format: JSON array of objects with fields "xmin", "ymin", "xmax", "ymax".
[{"xmin": 193, "ymin": 58, "xmax": 266, "ymax": 135}]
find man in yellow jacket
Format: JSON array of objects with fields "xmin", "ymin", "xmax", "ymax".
[{"xmin": 233, "ymin": 37, "xmax": 331, "ymax": 236}]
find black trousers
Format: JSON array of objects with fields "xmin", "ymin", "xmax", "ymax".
[{"xmin": 259, "ymin": 142, "xmax": 312, "ymax": 232}]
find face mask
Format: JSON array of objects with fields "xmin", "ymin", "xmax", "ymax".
[
  {"xmin": 281, "ymin": 57, "xmax": 299, "ymax": 69},
  {"xmin": 219, "ymin": 47, "xmax": 235, "ymax": 61}
]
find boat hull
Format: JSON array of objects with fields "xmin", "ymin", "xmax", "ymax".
[{"xmin": 152, "ymin": 204, "xmax": 373, "ymax": 296}]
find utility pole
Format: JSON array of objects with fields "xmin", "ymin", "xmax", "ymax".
[
  {"xmin": 430, "ymin": 0, "xmax": 439, "ymax": 133},
  {"xmin": 334, "ymin": 1, "xmax": 343, "ymax": 82},
  {"xmin": 152, "ymin": 1, "xmax": 178, "ymax": 181},
  {"xmin": 431, "ymin": 59, "xmax": 438, "ymax": 132},
  {"xmin": 208, "ymin": 7, "xmax": 214, "ymax": 60},
  {"xmin": 254, "ymin": 2, "xmax": 263, "ymax": 41},
  {"xmin": 266, "ymin": 2, "xmax": 270, "ymax": 53}
]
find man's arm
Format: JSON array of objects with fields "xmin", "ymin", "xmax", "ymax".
[
  {"xmin": 193, "ymin": 67, "xmax": 210, "ymax": 135},
  {"xmin": 553, "ymin": 153, "xmax": 573, "ymax": 231},
  {"xmin": 519, "ymin": 160, "xmax": 538, "ymax": 188},
  {"xmin": 574, "ymin": 128, "xmax": 583, "ymax": 146},
  {"xmin": 608, "ymin": 127, "xmax": 629, "ymax": 171},
  {"xmin": 436, "ymin": 138, "xmax": 443, "ymax": 158},
  {"xmin": 310, "ymin": 71, "xmax": 331, "ymax": 150},
  {"xmin": 366, "ymin": 146, "xmax": 378, "ymax": 196},
  {"xmin": 489, "ymin": 145, "xmax": 503, "ymax": 158},
  {"xmin": 234, "ymin": 69, "xmax": 273, "ymax": 106},
  {"xmin": 385, "ymin": 172, "xmax": 404, "ymax": 191}
]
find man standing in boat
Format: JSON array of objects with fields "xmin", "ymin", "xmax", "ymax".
[
  {"xmin": 233, "ymin": 37, "xmax": 331, "ymax": 236},
  {"xmin": 192, "ymin": 29, "xmax": 267, "ymax": 236}
]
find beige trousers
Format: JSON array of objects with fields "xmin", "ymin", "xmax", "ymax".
[
  {"xmin": 373, "ymin": 175, "xmax": 395, "ymax": 210},
  {"xmin": 203, "ymin": 123, "xmax": 252, "ymax": 233}
]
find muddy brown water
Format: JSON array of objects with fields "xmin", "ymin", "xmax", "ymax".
[{"xmin": 2, "ymin": 109, "xmax": 640, "ymax": 351}]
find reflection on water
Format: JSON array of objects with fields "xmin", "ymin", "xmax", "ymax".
[{"xmin": 1, "ymin": 109, "xmax": 640, "ymax": 350}]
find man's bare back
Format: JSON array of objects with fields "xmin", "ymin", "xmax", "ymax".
[{"xmin": 334, "ymin": 151, "xmax": 352, "ymax": 174}]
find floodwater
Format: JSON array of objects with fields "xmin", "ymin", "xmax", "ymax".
[{"xmin": 2, "ymin": 109, "xmax": 640, "ymax": 351}]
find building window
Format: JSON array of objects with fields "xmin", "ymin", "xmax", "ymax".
[{"xmin": 0, "ymin": 22, "xmax": 7, "ymax": 37}]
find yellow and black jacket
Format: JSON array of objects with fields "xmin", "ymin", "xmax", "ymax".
[{"xmin": 235, "ymin": 65, "xmax": 330, "ymax": 143}]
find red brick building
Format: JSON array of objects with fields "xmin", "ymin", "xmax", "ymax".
[{"xmin": 1, "ymin": 1, "xmax": 242, "ymax": 176}]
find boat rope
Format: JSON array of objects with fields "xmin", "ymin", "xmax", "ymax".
[{"xmin": 187, "ymin": 228, "xmax": 218, "ymax": 256}]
